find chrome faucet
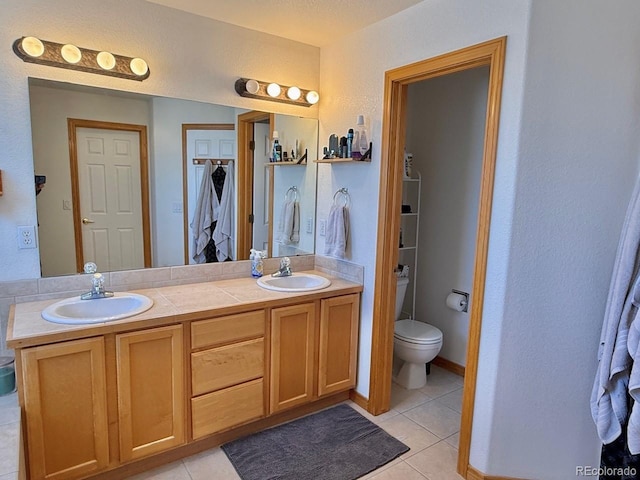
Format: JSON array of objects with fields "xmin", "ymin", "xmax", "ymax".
[
  {"xmin": 272, "ymin": 257, "xmax": 292, "ymax": 277},
  {"xmin": 81, "ymin": 262, "xmax": 114, "ymax": 300}
]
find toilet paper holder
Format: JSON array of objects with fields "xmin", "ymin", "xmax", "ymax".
[{"xmin": 450, "ymin": 289, "xmax": 469, "ymax": 313}]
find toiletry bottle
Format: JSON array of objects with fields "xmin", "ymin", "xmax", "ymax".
[
  {"xmin": 250, "ymin": 249, "xmax": 264, "ymax": 278},
  {"xmin": 273, "ymin": 139, "xmax": 282, "ymax": 162},
  {"xmin": 356, "ymin": 115, "xmax": 369, "ymax": 157},
  {"xmin": 347, "ymin": 129, "xmax": 354, "ymax": 158}
]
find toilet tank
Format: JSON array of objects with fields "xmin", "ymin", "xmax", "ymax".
[{"xmin": 395, "ymin": 276, "xmax": 410, "ymax": 320}]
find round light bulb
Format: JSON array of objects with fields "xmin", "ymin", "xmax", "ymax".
[
  {"xmin": 266, "ymin": 83, "xmax": 281, "ymax": 97},
  {"xmin": 21, "ymin": 37, "xmax": 44, "ymax": 57},
  {"xmin": 245, "ymin": 79, "xmax": 260, "ymax": 94},
  {"xmin": 96, "ymin": 51, "xmax": 116, "ymax": 70},
  {"xmin": 305, "ymin": 90, "xmax": 320, "ymax": 105},
  {"xmin": 130, "ymin": 58, "xmax": 148, "ymax": 76},
  {"xmin": 61, "ymin": 44, "xmax": 82, "ymax": 64},
  {"xmin": 287, "ymin": 86, "xmax": 301, "ymax": 101}
]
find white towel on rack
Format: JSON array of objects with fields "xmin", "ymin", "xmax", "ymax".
[
  {"xmin": 190, "ymin": 160, "xmax": 218, "ymax": 263},
  {"xmin": 277, "ymin": 200, "xmax": 300, "ymax": 244},
  {"xmin": 213, "ymin": 160, "xmax": 234, "ymax": 261},
  {"xmin": 324, "ymin": 204, "xmax": 349, "ymax": 258}
]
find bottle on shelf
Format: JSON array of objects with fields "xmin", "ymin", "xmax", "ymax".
[
  {"xmin": 356, "ymin": 115, "xmax": 369, "ymax": 156},
  {"xmin": 272, "ymin": 131, "xmax": 282, "ymax": 162}
]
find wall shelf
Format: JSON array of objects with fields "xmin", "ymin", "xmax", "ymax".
[{"xmin": 315, "ymin": 143, "xmax": 372, "ymax": 163}]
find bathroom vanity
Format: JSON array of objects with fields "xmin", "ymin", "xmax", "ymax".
[{"xmin": 7, "ymin": 272, "xmax": 362, "ymax": 480}]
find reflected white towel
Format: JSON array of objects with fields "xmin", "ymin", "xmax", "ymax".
[
  {"xmin": 190, "ymin": 160, "xmax": 219, "ymax": 263},
  {"xmin": 277, "ymin": 200, "xmax": 300, "ymax": 244},
  {"xmin": 213, "ymin": 160, "xmax": 234, "ymax": 261},
  {"xmin": 324, "ymin": 204, "xmax": 349, "ymax": 259}
]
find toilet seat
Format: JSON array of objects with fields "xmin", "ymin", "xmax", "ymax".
[{"xmin": 394, "ymin": 319, "xmax": 443, "ymax": 345}]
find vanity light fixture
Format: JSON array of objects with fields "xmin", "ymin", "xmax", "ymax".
[
  {"xmin": 235, "ymin": 78, "xmax": 319, "ymax": 107},
  {"xmin": 13, "ymin": 36, "xmax": 150, "ymax": 81}
]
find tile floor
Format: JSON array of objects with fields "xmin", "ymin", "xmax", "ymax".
[{"xmin": 131, "ymin": 365, "xmax": 465, "ymax": 480}]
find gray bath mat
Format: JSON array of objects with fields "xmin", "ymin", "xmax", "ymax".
[{"xmin": 221, "ymin": 403, "xmax": 409, "ymax": 480}]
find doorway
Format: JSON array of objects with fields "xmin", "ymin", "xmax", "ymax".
[
  {"xmin": 370, "ymin": 37, "xmax": 507, "ymax": 477},
  {"xmin": 67, "ymin": 118, "xmax": 151, "ymax": 273}
]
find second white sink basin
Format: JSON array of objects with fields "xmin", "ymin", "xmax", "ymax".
[
  {"xmin": 257, "ymin": 273, "xmax": 331, "ymax": 292},
  {"xmin": 42, "ymin": 293, "xmax": 153, "ymax": 325}
]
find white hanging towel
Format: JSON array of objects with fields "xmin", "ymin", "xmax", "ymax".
[
  {"xmin": 324, "ymin": 204, "xmax": 349, "ymax": 259},
  {"xmin": 277, "ymin": 200, "xmax": 300, "ymax": 244},
  {"xmin": 213, "ymin": 160, "xmax": 234, "ymax": 261},
  {"xmin": 592, "ymin": 176, "xmax": 640, "ymax": 452},
  {"xmin": 190, "ymin": 160, "xmax": 219, "ymax": 263}
]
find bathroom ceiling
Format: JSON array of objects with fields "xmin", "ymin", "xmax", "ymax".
[{"xmin": 145, "ymin": 0, "xmax": 423, "ymax": 47}]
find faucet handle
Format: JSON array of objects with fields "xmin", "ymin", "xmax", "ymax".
[
  {"xmin": 84, "ymin": 262, "xmax": 97, "ymax": 274},
  {"xmin": 280, "ymin": 257, "xmax": 291, "ymax": 267}
]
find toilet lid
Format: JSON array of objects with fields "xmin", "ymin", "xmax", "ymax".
[{"xmin": 394, "ymin": 319, "xmax": 443, "ymax": 345}]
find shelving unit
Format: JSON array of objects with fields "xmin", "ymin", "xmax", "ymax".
[{"xmin": 399, "ymin": 171, "xmax": 421, "ymax": 320}]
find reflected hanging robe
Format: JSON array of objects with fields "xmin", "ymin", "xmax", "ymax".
[
  {"xmin": 213, "ymin": 160, "xmax": 234, "ymax": 262},
  {"xmin": 205, "ymin": 165, "xmax": 226, "ymax": 263}
]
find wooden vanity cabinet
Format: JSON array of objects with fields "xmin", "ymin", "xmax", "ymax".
[
  {"xmin": 270, "ymin": 294, "xmax": 360, "ymax": 414},
  {"xmin": 21, "ymin": 337, "xmax": 110, "ymax": 480},
  {"xmin": 190, "ymin": 310, "xmax": 266, "ymax": 439},
  {"xmin": 116, "ymin": 325, "xmax": 185, "ymax": 462}
]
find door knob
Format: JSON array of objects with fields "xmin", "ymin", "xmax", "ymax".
[{"xmin": 82, "ymin": 217, "xmax": 95, "ymax": 224}]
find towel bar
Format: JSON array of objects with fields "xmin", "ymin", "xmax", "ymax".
[{"xmin": 333, "ymin": 188, "xmax": 350, "ymax": 207}]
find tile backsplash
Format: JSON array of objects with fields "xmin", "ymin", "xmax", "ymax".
[{"xmin": 0, "ymin": 255, "xmax": 363, "ymax": 357}]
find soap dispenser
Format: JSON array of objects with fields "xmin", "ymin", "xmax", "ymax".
[{"xmin": 250, "ymin": 249, "xmax": 265, "ymax": 278}]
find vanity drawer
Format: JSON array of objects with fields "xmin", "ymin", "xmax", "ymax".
[
  {"xmin": 192, "ymin": 379, "xmax": 264, "ymax": 439},
  {"xmin": 191, "ymin": 310, "xmax": 265, "ymax": 349},
  {"xmin": 191, "ymin": 338, "xmax": 264, "ymax": 395}
]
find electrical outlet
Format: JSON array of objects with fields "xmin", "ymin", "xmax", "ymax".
[
  {"xmin": 172, "ymin": 202, "xmax": 183, "ymax": 214},
  {"xmin": 306, "ymin": 217, "xmax": 313, "ymax": 234},
  {"xmin": 62, "ymin": 199, "xmax": 72, "ymax": 210},
  {"xmin": 17, "ymin": 225, "xmax": 37, "ymax": 249},
  {"xmin": 319, "ymin": 219, "xmax": 326, "ymax": 237}
]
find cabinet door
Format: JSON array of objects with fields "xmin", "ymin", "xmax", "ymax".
[
  {"xmin": 318, "ymin": 294, "xmax": 360, "ymax": 396},
  {"xmin": 21, "ymin": 337, "xmax": 109, "ymax": 480},
  {"xmin": 270, "ymin": 303, "xmax": 316, "ymax": 413},
  {"xmin": 116, "ymin": 324, "xmax": 185, "ymax": 462}
]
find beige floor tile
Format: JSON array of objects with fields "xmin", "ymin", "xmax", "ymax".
[
  {"xmin": 0, "ymin": 422, "xmax": 19, "ymax": 476},
  {"xmin": 378, "ymin": 415, "xmax": 440, "ymax": 458},
  {"xmin": 403, "ymin": 400, "xmax": 461, "ymax": 439},
  {"xmin": 0, "ymin": 472, "xmax": 17, "ymax": 480},
  {"xmin": 367, "ymin": 460, "xmax": 428, "ymax": 479},
  {"xmin": 445, "ymin": 432, "xmax": 460, "ymax": 449},
  {"xmin": 348, "ymin": 401, "xmax": 401, "ymax": 424},
  {"xmin": 390, "ymin": 383, "xmax": 432, "ymax": 412},
  {"xmin": 406, "ymin": 441, "xmax": 465, "ymax": 480},
  {"xmin": 436, "ymin": 388, "xmax": 463, "ymax": 413},
  {"xmin": 359, "ymin": 458, "xmax": 403, "ymax": 480},
  {"xmin": 183, "ymin": 448, "xmax": 241, "ymax": 480},
  {"xmin": 127, "ymin": 460, "xmax": 192, "ymax": 480},
  {"xmin": 419, "ymin": 368, "xmax": 464, "ymax": 399}
]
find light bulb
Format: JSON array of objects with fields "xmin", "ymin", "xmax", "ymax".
[
  {"xmin": 61, "ymin": 44, "xmax": 82, "ymax": 64},
  {"xmin": 305, "ymin": 90, "xmax": 319, "ymax": 105},
  {"xmin": 96, "ymin": 51, "xmax": 116, "ymax": 70},
  {"xmin": 245, "ymin": 79, "xmax": 260, "ymax": 94},
  {"xmin": 21, "ymin": 37, "xmax": 44, "ymax": 57},
  {"xmin": 266, "ymin": 83, "xmax": 281, "ymax": 97},
  {"xmin": 287, "ymin": 86, "xmax": 301, "ymax": 101},
  {"xmin": 130, "ymin": 58, "xmax": 148, "ymax": 76}
]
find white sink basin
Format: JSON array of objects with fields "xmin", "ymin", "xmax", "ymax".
[
  {"xmin": 257, "ymin": 273, "xmax": 331, "ymax": 292},
  {"xmin": 42, "ymin": 293, "xmax": 153, "ymax": 325}
]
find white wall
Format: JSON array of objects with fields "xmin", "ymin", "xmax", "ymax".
[
  {"xmin": 29, "ymin": 84, "xmax": 152, "ymax": 276},
  {"xmin": 317, "ymin": 0, "xmax": 532, "ymax": 424},
  {"xmin": 482, "ymin": 1, "xmax": 640, "ymax": 478},
  {"xmin": 0, "ymin": 0, "xmax": 319, "ymax": 281},
  {"xmin": 405, "ymin": 67, "xmax": 489, "ymax": 367}
]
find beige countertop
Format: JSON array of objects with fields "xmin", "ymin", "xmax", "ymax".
[{"xmin": 7, "ymin": 270, "xmax": 362, "ymax": 349}]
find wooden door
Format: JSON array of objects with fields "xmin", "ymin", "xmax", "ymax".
[
  {"xmin": 116, "ymin": 325, "xmax": 185, "ymax": 462},
  {"xmin": 21, "ymin": 337, "xmax": 109, "ymax": 480},
  {"xmin": 76, "ymin": 127, "xmax": 145, "ymax": 272},
  {"xmin": 270, "ymin": 303, "xmax": 316, "ymax": 413},
  {"xmin": 318, "ymin": 294, "xmax": 360, "ymax": 396},
  {"xmin": 253, "ymin": 122, "xmax": 270, "ymax": 252}
]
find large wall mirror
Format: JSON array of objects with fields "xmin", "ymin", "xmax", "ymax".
[{"xmin": 28, "ymin": 78, "xmax": 318, "ymax": 277}]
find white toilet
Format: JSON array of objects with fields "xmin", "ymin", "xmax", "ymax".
[{"xmin": 393, "ymin": 276, "xmax": 443, "ymax": 389}]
